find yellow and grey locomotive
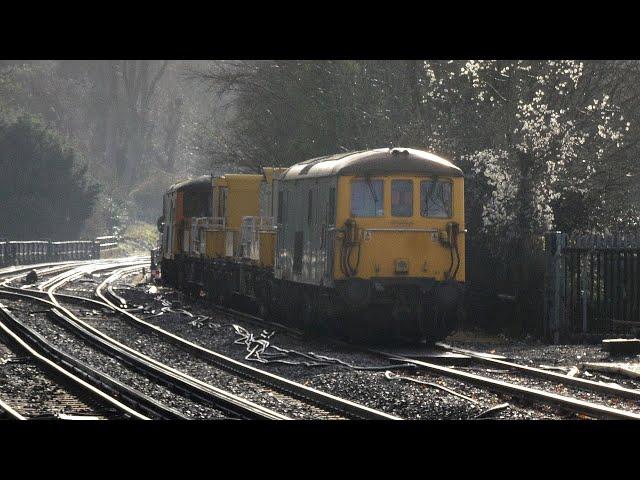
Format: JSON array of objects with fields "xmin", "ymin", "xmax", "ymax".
[{"xmin": 158, "ymin": 148, "xmax": 465, "ymax": 342}]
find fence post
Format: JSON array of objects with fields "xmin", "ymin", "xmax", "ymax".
[
  {"xmin": 544, "ymin": 231, "xmax": 567, "ymax": 344},
  {"xmin": 9, "ymin": 242, "xmax": 16, "ymax": 266}
]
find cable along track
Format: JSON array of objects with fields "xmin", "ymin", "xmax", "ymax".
[
  {"xmin": 91, "ymin": 264, "xmax": 398, "ymax": 420},
  {"xmin": 3, "ymin": 260, "xmax": 396, "ymax": 420},
  {"xmin": 109, "ymin": 266, "xmax": 640, "ymax": 421},
  {"xmin": 0, "ymin": 290, "xmax": 284, "ymax": 420}
]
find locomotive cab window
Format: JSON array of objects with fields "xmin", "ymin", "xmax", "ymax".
[
  {"xmin": 218, "ymin": 187, "xmax": 228, "ymax": 218},
  {"xmin": 392, "ymin": 180, "xmax": 413, "ymax": 217},
  {"xmin": 328, "ymin": 187, "xmax": 336, "ymax": 225},
  {"xmin": 184, "ymin": 191, "xmax": 212, "ymax": 218},
  {"xmin": 277, "ymin": 190, "xmax": 284, "ymax": 223},
  {"xmin": 351, "ymin": 179, "xmax": 384, "ymax": 217},
  {"xmin": 421, "ymin": 180, "xmax": 452, "ymax": 218}
]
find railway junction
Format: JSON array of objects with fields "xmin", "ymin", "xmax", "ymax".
[{"xmin": 2, "ymin": 255, "xmax": 640, "ymax": 421}]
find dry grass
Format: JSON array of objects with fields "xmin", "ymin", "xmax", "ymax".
[{"xmin": 118, "ymin": 221, "xmax": 158, "ymax": 256}]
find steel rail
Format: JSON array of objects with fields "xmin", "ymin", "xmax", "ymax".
[
  {"xmin": 175, "ymin": 294, "xmax": 640, "ymax": 407},
  {"xmin": 44, "ymin": 307, "xmax": 234, "ymax": 419},
  {"xmin": 132, "ymin": 269, "xmax": 640, "ymax": 420},
  {"xmin": 0, "ymin": 261, "xmax": 90, "ymax": 285},
  {"xmin": 1, "ymin": 303, "xmax": 187, "ymax": 419},
  {"xmin": 216, "ymin": 305, "xmax": 640, "ymax": 418},
  {"xmin": 374, "ymin": 352, "xmax": 640, "ymax": 420},
  {"xmin": 435, "ymin": 342, "xmax": 640, "ymax": 401},
  {"xmin": 0, "ymin": 260, "xmax": 87, "ymax": 277},
  {"xmin": 97, "ymin": 265, "xmax": 399, "ymax": 420},
  {"xmin": 0, "ymin": 303, "xmax": 149, "ymax": 420},
  {"xmin": 0, "ymin": 397, "xmax": 27, "ymax": 420},
  {"xmin": 0, "ymin": 288, "xmax": 284, "ymax": 419},
  {"xmin": 36, "ymin": 257, "xmax": 147, "ymax": 292},
  {"xmin": 40, "ymin": 265, "xmax": 291, "ymax": 420}
]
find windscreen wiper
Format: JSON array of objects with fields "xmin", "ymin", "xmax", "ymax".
[
  {"xmin": 424, "ymin": 177, "xmax": 439, "ymax": 214},
  {"xmin": 365, "ymin": 176, "xmax": 378, "ymax": 207}
]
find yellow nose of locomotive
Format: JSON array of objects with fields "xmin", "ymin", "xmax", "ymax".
[{"xmin": 334, "ymin": 174, "xmax": 465, "ymax": 283}]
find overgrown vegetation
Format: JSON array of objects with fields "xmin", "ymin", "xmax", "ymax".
[
  {"xmin": 119, "ymin": 221, "xmax": 158, "ymax": 255},
  {"xmin": 2, "ymin": 59, "xmax": 639, "ymax": 336},
  {"xmin": 195, "ymin": 60, "xmax": 640, "ymax": 335},
  {"xmin": 0, "ymin": 116, "xmax": 99, "ymax": 240},
  {"xmin": 0, "ymin": 60, "xmax": 219, "ymax": 227}
]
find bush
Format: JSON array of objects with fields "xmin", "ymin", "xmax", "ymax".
[{"xmin": 0, "ymin": 116, "xmax": 99, "ymax": 240}]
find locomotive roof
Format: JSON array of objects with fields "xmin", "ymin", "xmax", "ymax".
[
  {"xmin": 281, "ymin": 148, "xmax": 463, "ymax": 180},
  {"xmin": 168, "ymin": 175, "xmax": 213, "ymax": 193}
]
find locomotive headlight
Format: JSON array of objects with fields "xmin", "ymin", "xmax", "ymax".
[{"xmin": 394, "ymin": 259, "xmax": 409, "ymax": 274}]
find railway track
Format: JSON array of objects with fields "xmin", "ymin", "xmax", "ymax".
[
  {"xmin": 106, "ymin": 267, "xmax": 640, "ymax": 420},
  {"xmin": 434, "ymin": 342, "xmax": 640, "ymax": 401},
  {"xmin": 91, "ymin": 265, "xmax": 398, "ymax": 420},
  {"xmin": 2, "ymin": 260, "xmax": 274, "ymax": 419},
  {"xmin": 0, "ymin": 303, "xmax": 148, "ymax": 420},
  {"xmin": 0, "ymin": 293, "xmax": 284, "ymax": 420},
  {"xmin": 375, "ymin": 350, "xmax": 640, "ymax": 420},
  {"xmin": 11, "ymin": 258, "xmax": 640, "ymax": 420},
  {"xmin": 1, "ymin": 260, "xmax": 397, "ymax": 420}
]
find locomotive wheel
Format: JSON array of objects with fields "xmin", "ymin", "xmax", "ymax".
[
  {"xmin": 336, "ymin": 305, "xmax": 382, "ymax": 344},
  {"xmin": 223, "ymin": 271, "xmax": 237, "ymax": 306},
  {"xmin": 281, "ymin": 286, "xmax": 300, "ymax": 326},
  {"xmin": 420, "ymin": 308, "xmax": 455, "ymax": 344},
  {"xmin": 319, "ymin": 292, "xmax": 341, "ymax": 336},
  {"xmin": 257, "ymin": 282, "xmax": 273, "ymax": 320},
  {"xmin": 257, "ymin": 301, "xmax": 270, "ymax": 320},
  {"xmin": 301, "ymin": 290, "xmax": 318, "ymax": 333},
  {"xmin": 269, "ymin": 283, "xmax": 285, "ymax": 323},
  {"xmin": 185, "ymin": 282, "xmax": 199, "ymax": 299},
  {"xmin": 216, "ymin": 277, "xmax": 231, "ymax": 306}
]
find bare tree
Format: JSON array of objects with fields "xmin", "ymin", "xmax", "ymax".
[{"xmin": 119, "ymin": 60, "xmax": 169, "ymax": 185}]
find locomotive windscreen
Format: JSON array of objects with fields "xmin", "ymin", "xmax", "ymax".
[
  {"xmin": 421, "ymin": 180, "xmax": 452, "ymax": 218},
  {"xmin": 183, "ymin": 190, "xmax": 212, "ymax": 218},
  {"xmin": 351, "ymin": 179, "xmax": 383, "ymax": 217}
]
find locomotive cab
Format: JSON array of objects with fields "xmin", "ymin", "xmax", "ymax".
[
  {"xmin": 334, "ymin": 171, "xmax": 465, "ymax": 338},
  {"xmin": 274, "ymin": 147, "xmax": 465, "ymax": 340},
  {"xmin": 159, "ymin": 148, "xmax": 466, "ymax": 343}
]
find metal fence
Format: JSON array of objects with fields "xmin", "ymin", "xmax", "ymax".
[
  {"xmin": 0, "ymin": 237, "xmax": 119, "ymax": 268},
  {"xmin": 545, "ymin": 231, "xmax": 640, "ymax": 342}
]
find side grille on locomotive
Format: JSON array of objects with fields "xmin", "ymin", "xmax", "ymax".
[{"xmin": 394, "ymin": 258, "xmax": 409, "ymax": 274}]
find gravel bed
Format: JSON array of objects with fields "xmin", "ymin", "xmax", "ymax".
[
  {"xmin": 111, "ymin": 276, "xmax": 568, "ymax": 419},
  {"xmin": 0, "ymin": 338, "xmax": 114, "ymax": 419},
  {"xmin": 455, "ymin": 366, "xmax": 640, "ymax": 415},
  {"xmin": 2, "ymin": 298, "xmax": 228, "ymax": 419},
  {"xmin": 60, "ymin": 298, "xmax": 348, "ymax": 420},
  {"xmin": 449, "ymin": 335, "xmax": 640, "ymax": 366},
  {"xmin": 113, "ymin": 283, "xmax": 407, "ymax": 380},
  {"xmin": 447, "ymin": 336, "xmax": 640, "ymax": 390},
  {"xmin": 305, "ymin": 370, "xmax": 567, "ymax": 419}
]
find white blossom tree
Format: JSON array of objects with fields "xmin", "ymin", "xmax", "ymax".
[{"xmin": 420, "ymin": 60, "xmax": 633, "ymax": 241}]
